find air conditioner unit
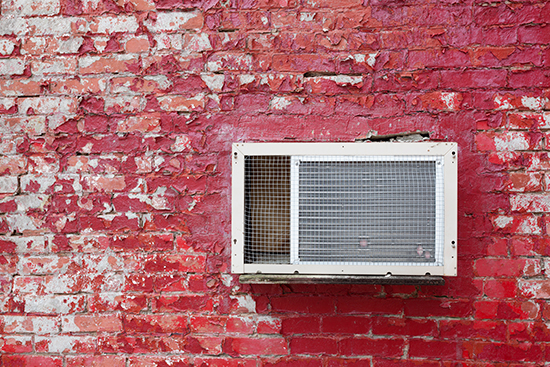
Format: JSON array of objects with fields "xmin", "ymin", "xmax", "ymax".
[{"xmin": 231, "ymin": 142, "xmax": 457, "ymax": 278}]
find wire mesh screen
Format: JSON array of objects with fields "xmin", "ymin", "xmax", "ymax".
[
  {"xmin": 243, "ymin": 154, "xmax": 444, "ymax": 266},
  {"xmin": 244, "ymin": 156, "xmax": 291, "ymax": 264},
  {"xmin": 291, "ymin": 156, "xmax": 443, "ymax": 266}
]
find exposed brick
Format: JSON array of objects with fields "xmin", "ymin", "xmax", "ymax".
[
  {"xmin": 2, "ymin": 0, "xmax": 60, "ymax": 16},
  {"xmin": 148, "ymin": 11, "xmax": 204, "ymax": 33},
  {"xmin": 0, "ymin": 59, "xmax": 26, "ymax": 75}
]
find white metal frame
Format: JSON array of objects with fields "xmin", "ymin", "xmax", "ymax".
[{"xmin": 231, "ymin": 142, "xmax": 458, "ymax": 276}]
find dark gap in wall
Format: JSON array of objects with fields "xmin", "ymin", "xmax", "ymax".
[{"xmin": 356, "ymin": 131, "xmax": 431, "ymax": 142}]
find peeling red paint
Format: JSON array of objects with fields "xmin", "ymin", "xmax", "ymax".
[{"xmin": 0, "ymin": 0, "xmax": 549, "ymax": 364}]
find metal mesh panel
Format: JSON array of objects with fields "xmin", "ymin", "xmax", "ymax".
[
  {"xmin": 291, "ymin": 156, "xmax": 442, "ymax": 265},
  {"xmin": 244, "ymin": 156, "xmax": 290, "ymax": 264},
  {"xmin": 243, "ymin": 154, "xmax": 443, "ymax": 267}
]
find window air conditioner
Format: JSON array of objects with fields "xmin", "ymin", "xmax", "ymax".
[{"xmin": 231, "ymin": 142, "xmax": 457, "ymax": 277}]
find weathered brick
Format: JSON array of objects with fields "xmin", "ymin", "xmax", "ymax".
[
  {"xmin": 147, "ymin": 11, "xmax": 204, "ymax": 33},
  {"xmin": 35, "ymin": 335, "xmax": 96, "ymax": 353},
  {"xmin": 2, "ymin": 355, "xmax": 62, "ymax": 367},
  {"xmin": 0, "ymin": 59, "xmax": 26, "ymax": 75},
  {"xmin": 2, "ymin": 0, "xmax": 60, "ymax": 16},
  {"xmin": 66, "ymin": 356, "xmax": 126, "ymax": 367},
  {"xmin": 62, "ymin": 315, "xmax": 123, "ymax": 332},
  {"xmin": 79, "ymin": 55, "xmax": 140, "ymax": 74},
  {"xmin": 90, "ymin": 16, "xmax": 139, "ymax": 34},
  {"xmin": 1, "ymin": 315, "xmax": 59, "ymax": 334},
  {"xmin": 224, "ymin": 337, "xmax": 288, "ymax": 356}
]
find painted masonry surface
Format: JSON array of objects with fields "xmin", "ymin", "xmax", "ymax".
[{"xmin": 0, "ymin": 0, "xmax": 549, "ymax": 365}]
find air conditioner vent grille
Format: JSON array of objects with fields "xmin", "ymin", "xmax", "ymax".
[
  {"xmin": 292, "ymin": 157, "xmax": 443, "ymax": 265},
  {"xmin": 244, "ymin": 156, "xmax": 290, "ymax": 264},
  {"xmin": 243, "ymin": 154, "xmax": 445, "ymax": 267}
]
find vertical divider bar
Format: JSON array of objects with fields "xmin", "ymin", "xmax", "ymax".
[
  {"xmin": 434, "ymin": 156, "xmax": 445, "ymax": 266},
  {"xmin": 290, "ymin": 156, "xmax": 300, "ymax": 265}
]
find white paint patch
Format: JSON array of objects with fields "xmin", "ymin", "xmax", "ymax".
[
  {"xmin": 201, "ymin": 73, "xmax": 224, "ymax": 92},
  {"xmin": 24, "ymin": 295, "xmax": 82, "ymax": 313},
  {"xmin": 270, "ymin": 96, "xmax": 293, "ymax": 110},
  {"xmin": 440, "ymin": 92, "xmax": 461, "ymax": 110},
  {"xmin": 518, "ymin": 217, "xmax": 541, "ymax": 235},
  {"xmin": 229, "ymin": 294, "xmax": 256, "ymax": 313},
  {"xmin": 102, "ymin": 273, "xmax": 124, "ymax": 292},
  {"xmin": 0, "ymin": 39, "xmax": 16, "ymax": 55},
  {"xmin": 35, "ymin": 335, "xmax": 75, "ymax": 353},
  {"xmin": 205, "ymin": 59, "xmax": 223, "ymax": 72},
  {"xmin": 150, "ymin": 11, "xmax": 202, "ymax": 32},
  {"xmin": 83, "ymin": 254, "xmax": 120, "ymax": 273},
  {"xmin": 367, "ymin": 52, "xmax": 378, "ymax": 68},
  {"xmin": 185, "ymin": 33, "xmax": 212, "ymax": 52},
  {"xmin": 322, "ymin": 75, "xmax": 363, "ymax": 86},
  {"xmin": 221, "ymin": 273, "xmax": 233, "ymax": 287},
  {"xmin": 57, "ymin": 37, "xmax": 84, "ymax": 54},
  {"xmin": 6, "ymin": 214, "xmax": 40, "ymax": 232},
  {"xmin": 300, "ymin": 13, "xmax": 315, "ymax": 22},
  {"xmin": 187, "ymin": 199, "xmax": 197, "ymax": 212},
  {"xmin": 239, "ymin": 74, "xmax": 256, "ymax": 85},
  {"xmin": 540, "ymin": 112, "xmax": 550, "ymax": 129},
  {"xmin": 43, "ymin": 276, "xmax": 76, "ymax": 294},
  {"xmin": 493, "ymin": 215, "xmax": 513, "ymax": 228},
  {"xmin": 92, "ymin": 15, "xmax": 139, "ymax": 34},
  {"xmin": 15, "ymin": 194, "xmax": 49, "ymax": 212},
  {"xmin": 494, "ymin": 132, "xmax": 530, "ymax": 151},
  {"xmin": 521, "ymin": 96, "xmax": 549, "ymax": 111},
  {"xmin": 494, "ymin": 95, "xmax": 514, "ymax": 110},
  {"xmin": 171, "ymin": 135, "xmax": 192, "ymax": 152},
  {"xmin": 0, "ymin": 176, "xmax": 18, "ymax": 194}
]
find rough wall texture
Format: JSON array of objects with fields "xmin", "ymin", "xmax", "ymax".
[{"xmin": 0, "ymin": 0, "xmax": 549, "ymax": 365}]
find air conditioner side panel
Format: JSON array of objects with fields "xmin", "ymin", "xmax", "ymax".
[
  {"xmin": 231, "ymin": 145, "xmax": 245, "ymax": 274},
  {"xmin": 443, "ymin": 143, "xmax": 458, "ymax": 276}
]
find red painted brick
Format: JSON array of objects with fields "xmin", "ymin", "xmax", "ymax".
[
  {"xmin": 153, "ymin": 295, "xmax": 212, "ymax": 312},
  {"xmin": 2, "ymin": 355, "xmax": 63, "ymax": 367},
  {"xmin": 373, "ymin": 359, "xmax": 439, "ymax": 367},
  {"xmin": 224, "ymin": 337, "xmax": 288, "ymax": 356},
  {"xmin": 441, "ymin": 69, "xmax": 507, "ymax": 89},
  {"xmin": 474, "ymin": 258, "xmax": 540, "ymax": 278},
  {"xmin": 475, "ymin": 300, "xmax": 540, "ymax": 320},
  {"xmin": 337, "ymin": 297, "xmax": 403, "ymax": 314},
  {"xmin": 409, "ymin": 339, "xmax": 459, "ymax": 359},
  {"xmin": 463, "ymin": 341, "xmax": 543, "ymax": 362},
  {"xmin": 372, "ymin": 317, "xmax": 437, "ymax": 337},
  {"xmin": 290, "ymin": 337, "xmax": 338, "ymax": 354},
  {"xmin": 271, "ymin": 296, "xmax": 335, "ymax": 313},
  {"xmin": 509, "ymin": 69, "xmax": 550, "ymax": 89},
  {"xmin": 128, "ymin": 356, "xmax": 190, "ymax": 367},
  {"xmin": 322, "ymin": 316, "xmax": 371, "ymax": 334},
  {"xmin": 404, "ymin": 299, "xmax": 473, "ymax": 318},
  {"xmin": 281, "ymin": 316, "xmax": 321, "ymax": 335},
  {"xmin": 439, "ymin": 320, "xmax": 507, "ymax": 341},
  {"xmin": 66, "ymin": 356, "xmax": 126, "ymax": 367},
  {"xmin": 62, "ymin": 315, "xmax": 122, "ymax": 332},
  {"xmin": 339, "ymin": 337, "xmax": 404, "ymax": 357}
]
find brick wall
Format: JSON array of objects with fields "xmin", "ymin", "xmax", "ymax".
[{"xmin": 0, "ymin": 0, "xmax": 549, "ymax": 365}]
